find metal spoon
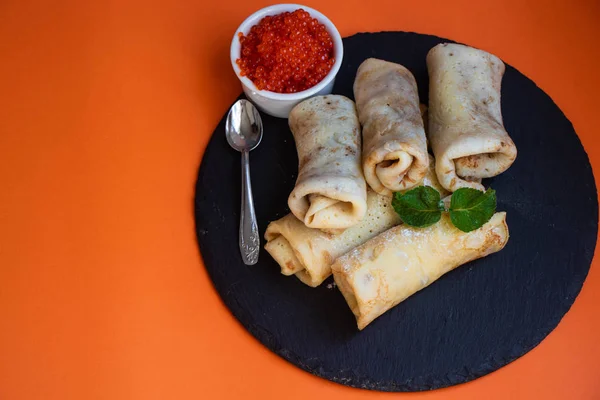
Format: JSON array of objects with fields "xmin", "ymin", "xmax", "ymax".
[{"xmin": 225, "ymin": 99, "xmax": 263, "ymax": 265}]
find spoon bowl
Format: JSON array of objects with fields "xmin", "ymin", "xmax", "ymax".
[{"xmin": 226, "ymin": 99, "xmax": 263, "ymax": 152}]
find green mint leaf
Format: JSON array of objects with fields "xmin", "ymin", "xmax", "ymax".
[
  {"xmin": 392, "ymin": 186, "xmax": 444, "ymax": 228},
  {"xmin": 449, "ymin": 188, "xmax": 496, "ymax": 232}
]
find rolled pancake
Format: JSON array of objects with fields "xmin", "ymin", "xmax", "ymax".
[
  {"xmin": 266, "ymin": 190, "xmax": 401, "ymax": 287},
  {"xmin": 427, "ymin": 43, "xmax": 517, "ymax": 192},
  {"xmin": 288, "ymin": 95, "xmax": 367, "ymax": 231},
  {"xmin": 354, "ymin": 58, "xmax": 429, "ymax": 196},
  {"xmin": 265, "ymin": 158, "xmax": 448, "ymax": 287},
  {"xmin": 331, "ymin": 212, "xmax": 509, "ymax": 329}
]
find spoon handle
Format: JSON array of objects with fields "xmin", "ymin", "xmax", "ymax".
[{"xmin": 239, "ymin": 150, "xmax": 259, "ymax": 265}]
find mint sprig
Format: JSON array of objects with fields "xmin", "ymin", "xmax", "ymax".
[
  {"xmin": 392, "ymin": 186, "xmax": 444, "ymax": 228},
  {"xmin": 392, "ymin": 186, "xmax": 497, "ymax": 232},
  {"xmin": 449, "ymin": 188, "xmax": 496, "ymax": 232}
]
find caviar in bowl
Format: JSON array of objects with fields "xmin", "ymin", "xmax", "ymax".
[{"xmin": 230, "ymin": 4, "xmax": 343, "ymax": 118}]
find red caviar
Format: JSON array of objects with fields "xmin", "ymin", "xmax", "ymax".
[{"xmin": 236, "ymin": 9, "xmax": 335, "ymax": 93}]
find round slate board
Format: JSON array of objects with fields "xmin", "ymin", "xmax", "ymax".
[{"xmin": 194, "ymin": 32, "xmax": 598, "ymax": 391}]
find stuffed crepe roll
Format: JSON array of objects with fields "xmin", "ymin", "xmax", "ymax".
[
  {"xmin": 354, "ymin": 58, "xmax": 429, "ymax": 196},
  {"xmin": 332, "ymin": 212, "xmax": 509, "ymax": 329},
  {"xmin": 288, "ymin": 95, "xmax": 367, "ymax": 231},
  {"xmin": 427, "ymin": 43, "xmax": 517, "ymax": 192}
]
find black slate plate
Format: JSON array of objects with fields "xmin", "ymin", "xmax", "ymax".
[{"xmin": 194, "ymin": 32, "xmax": 598, "ymax": 391}]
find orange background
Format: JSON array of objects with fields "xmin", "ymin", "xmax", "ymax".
[{"xmin": 1, "ymin": 0, "xmax": 599, "ymax": 399}]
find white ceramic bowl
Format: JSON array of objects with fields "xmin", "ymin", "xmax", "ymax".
[{"xmin": 230, "ymin": 4, "xmax": 343, "ymax": 118}]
